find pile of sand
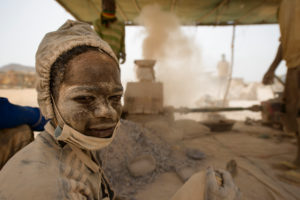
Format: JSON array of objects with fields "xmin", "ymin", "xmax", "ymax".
[{"xmin": 98, "ymin": 120, "xmax": 206, "ymax": 198}]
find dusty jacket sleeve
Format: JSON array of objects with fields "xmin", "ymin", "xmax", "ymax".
[{"xmin": 0, "ymin": 97, "xmax": 47, "ymax": 131}]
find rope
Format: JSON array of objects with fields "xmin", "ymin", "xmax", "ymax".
[{"xmin": 222, "ymin": 24, "xmax": 236, "ymax": 106}]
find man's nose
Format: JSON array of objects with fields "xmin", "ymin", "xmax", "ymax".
[{"xmin": 94, "ymin": 100, "xmax": 117, "ymax": 120}]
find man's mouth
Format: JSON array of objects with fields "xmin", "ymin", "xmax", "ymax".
[{"xmin": 86, "ymin": 124, "xmax": 116, "ymax": 138}]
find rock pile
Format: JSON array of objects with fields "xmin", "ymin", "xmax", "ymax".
[{"xmin": 98, "ymin": 120, "xmax": 206, "ymax": 198}]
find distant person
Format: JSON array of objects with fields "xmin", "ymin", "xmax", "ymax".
[
  {"xmin": 0, "ymin": 97, "xmax": 47, "ymax": 169},
  {"xmin": 217, "ymin": 54, "xmax": 230, "ymax": 99},
  {"xmin": 93, "ymin": 0, "xmax": 126, "ymax": 64},
  {"xmin": 262, "ymin": 0, "xmax": 300, "ymax": 168},
  {"xmin": 217, "ymin": 54, "xmax": 230, "ymax": 79}
]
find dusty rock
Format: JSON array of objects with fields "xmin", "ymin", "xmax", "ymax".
[
  {"xmin": 226, "ymin": 159, "xmax": 238, "ymax": 178},
  {"xmin": 174, "ymin": 119, "xmax": 210, "ymax": 140},
  {"xmin": 186, "ymin": 148, "xmax": 206, "ymax": 160},
  {"xmin": 128, "ymin": 155, "xmax": 156, "ymax": 177},
  {"xmin": 97, "ymin": 120, "xmax": 200, "ymax": 198},
  {"xmin": 176, "ymin": 167, "xmax": 197, "ymax": 182}
]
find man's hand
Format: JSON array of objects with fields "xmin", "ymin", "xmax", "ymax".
[
  {"xmin": 262, "ymin": 69, "xmax": 275, "ymax": 85},
  {"xmin": 205, "ymin": 167, "xmax": 242, "ymax": 200}
]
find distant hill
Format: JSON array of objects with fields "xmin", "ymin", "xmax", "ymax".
[{"xmin": 0, "ymin": 63, "xmax": 35, "ymax": 73}]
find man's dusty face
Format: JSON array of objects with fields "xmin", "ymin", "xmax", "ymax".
[{"xmin": 56, "ymin": 51, "xmax": 123, "ymax": 138}]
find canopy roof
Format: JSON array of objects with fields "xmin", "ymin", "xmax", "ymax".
[{"xmin": 56, "ymin": 0, "xmax": 281, "ymax": 26}]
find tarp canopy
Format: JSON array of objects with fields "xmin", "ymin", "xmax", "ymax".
[{"xmin": 55, "ymin": 0, "xmax": 281, "ymax": 26}]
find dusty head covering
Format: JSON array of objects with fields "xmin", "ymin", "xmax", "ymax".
[{"xmin": 36, "ymin": 19, "xmax": 118, "ymax": 119}]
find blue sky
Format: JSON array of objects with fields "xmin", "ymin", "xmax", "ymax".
[{"xmin": 0, "ymin": 0, "xmax": 286, "ymax": 82}]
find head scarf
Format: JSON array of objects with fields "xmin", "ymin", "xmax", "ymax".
[{"xmin": 35, "ymin": 20, "xmax": 118, "ymax": 119}]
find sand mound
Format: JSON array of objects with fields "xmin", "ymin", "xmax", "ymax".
[
  {"xmin": 144, "ymin": 120, "xmax": 183, "ymax": 142},
  {"xmin": 174, "ymin": 119, "xmax": 210, "ymax": 139},
  {"xmin": 98, "ymin": 120, "xmax": 203, "ymax": 198}
]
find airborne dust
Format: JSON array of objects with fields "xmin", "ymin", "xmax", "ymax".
[{"xmin": 136, "ymin": 4, "xmax": 218, "ymax": 108}]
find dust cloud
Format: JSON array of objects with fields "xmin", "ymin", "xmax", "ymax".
[{"xmin": 136, "ymin": 4, "xmax": 217, "ymax": 107}]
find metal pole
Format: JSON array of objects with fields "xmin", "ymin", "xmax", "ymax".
[{"xmin": 222, "ymin": 24, "xmax": 236, "ymax": 106}]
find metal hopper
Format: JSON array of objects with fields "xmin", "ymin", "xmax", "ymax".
[{"xmin": 123, "ymin": 60, "xmax": 163, "ymax": 114}]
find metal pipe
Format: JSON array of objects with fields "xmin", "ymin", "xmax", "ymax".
[{"xmin": 174, "ymin": 105, "xmax": 262, "ymax": 114}]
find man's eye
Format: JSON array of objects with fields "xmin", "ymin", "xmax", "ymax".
[
  {"xmin": 109, "ymin": 95, "xmax": 122, "ymax": 103},
  {"xmin": 73, "ymin": 96, "xmax": 95, "ymax": 103}
]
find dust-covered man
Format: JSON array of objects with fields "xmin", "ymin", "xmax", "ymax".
[{"xmin": 0, "ymin": 20, "xmax": 122, "ymax": 199}]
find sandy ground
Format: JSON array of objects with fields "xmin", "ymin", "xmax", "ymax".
[
  {"xmin": 128, "ymin": 120, "xmax": 299, "ymax": 200},
  {"xmin": 1, "ymin": 89, "xmax": 299, "ymax": 199},
  {"xmin": 0, "ymin": 89, "xmax": 38, "ymax": 107}
]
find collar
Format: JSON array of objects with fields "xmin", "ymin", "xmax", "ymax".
[
  {"xmin": 44, "ymin": 121, "xmax": 100, "ymax": 173},
  {"xmin": 44, "ymin": 121, "xmax": 56, "ymax": 137}
]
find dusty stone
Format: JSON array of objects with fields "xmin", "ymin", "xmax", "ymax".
[
  {"xmin": 185, "ymin": 148, "xmax": 206, "ymax": 160},
  {"xmin": 128, "ymin": 154, "xmax": 156, "ymax": 177},
  {"xmin": 174, "ymin": 119, "xmax": 210, "ymax": 140},
  {"xmin": 98, "ymin": 120, "xmax": 199, "ymax": 198},
  {"xmin": 226, "ymin": 159, "xmax": 238, "ymax": 178},
  {"xmin": 176, "ymin": 167, "xmax": 197, "ymax": 182}
]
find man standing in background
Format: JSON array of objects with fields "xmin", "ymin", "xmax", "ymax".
[
  {"xmin": 93, "ymin": 0, "xmax": 126, "ymax": 64},
  {"xmin": 262, "ymin": 0, "xmax": 300, "ymax": 168},
  {"xmin": 217, "ymin": 54, "xmax": 230, "ymax": 100}
]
